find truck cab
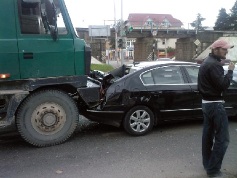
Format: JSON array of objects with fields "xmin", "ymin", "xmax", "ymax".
[{"xmin": 0, "ymin": 0, "xmax": 91, "ymax": 80}]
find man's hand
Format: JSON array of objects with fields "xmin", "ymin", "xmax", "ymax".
[{"xmin": 228, "ymin": 62, "xmax": 235, "ymax": 71}]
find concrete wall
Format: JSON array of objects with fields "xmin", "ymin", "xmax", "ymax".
[
  {"xmin": 175, "ymin": 38, "xmax": 196, "ymax": 61},
  {"xmin": 134, "ymin": 38, "xmax": 155, "ymax": 61},
  {"xmin": 175, "ymin": 31, "xmax": 223, "ymax": 61}
]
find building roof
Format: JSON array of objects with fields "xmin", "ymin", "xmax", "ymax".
[
  {"xmin": 195, "ymin": 37, "xmax": 237, "ymax": 62},
  {"xmin": 127, "ymin": 13, "xmax": 183, "ymax": 28}
]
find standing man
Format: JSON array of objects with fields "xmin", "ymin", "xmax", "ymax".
[{"xmin": 198, "ymin": 39, "xmax": 235, "ymax": 177}]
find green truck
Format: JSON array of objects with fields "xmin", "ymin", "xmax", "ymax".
[{"xmin": 0, "ymin": 0, "xmax": 101, "ymax": 147}]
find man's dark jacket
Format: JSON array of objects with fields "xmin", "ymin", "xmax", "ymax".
[{"xmin": 198, "ymin": 53, "xmax": 233, "ymax": 101}]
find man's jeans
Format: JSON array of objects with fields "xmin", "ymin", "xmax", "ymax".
[{"xmin": 202, "ymin": 102, "xmax": 229, "ymax": 174}]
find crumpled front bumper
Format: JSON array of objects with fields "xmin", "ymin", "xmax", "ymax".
[{"xmin": 77, "ymin": 77, "xmax": 102, "ymax": 108}]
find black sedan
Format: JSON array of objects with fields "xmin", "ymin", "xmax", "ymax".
[{"xmin": 85, "ymin": 61, "xmax": 237, "ymax": 136}]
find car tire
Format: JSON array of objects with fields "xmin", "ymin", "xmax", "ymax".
[
  {"xmin": 16, "ymin": 89, "xmax": 79, "ymax": 147},
  {"xmin": 123, "ymin": 105, "xmax": 154, "ymax": 136}
]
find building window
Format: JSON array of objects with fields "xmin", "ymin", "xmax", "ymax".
[{"xmin": 162, "ymin": 40, "xmax": 165, "ymax": 45}]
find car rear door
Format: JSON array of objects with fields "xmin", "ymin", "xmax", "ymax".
[{"xmin": 141, "ymin": 65, "xmax": 195, "ymax": 120}]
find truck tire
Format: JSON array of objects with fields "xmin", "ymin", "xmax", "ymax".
[{"xmin": 16, "ymin": 89, "xmax": 79, "ymax": 147}]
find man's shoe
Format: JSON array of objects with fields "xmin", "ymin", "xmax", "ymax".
[{"xmin": 207, "ymin": 171, "xmax": 223, "ymax": 177}]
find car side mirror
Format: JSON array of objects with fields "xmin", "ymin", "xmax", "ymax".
[
  {"xmin": 50, "ymin": 25, "xmax": 58, "ymax": 41},
  {"xmin": 45, "ymin": 0, "xmax": 58, "ymax": 41}
]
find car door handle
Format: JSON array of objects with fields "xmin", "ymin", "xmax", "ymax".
[
  {"xmin": 23, "ymin": 52, "xmax": 33, "ymax": 59},
  {"xmin": 193, "ymin": 90, "xmax": 199, "ymax": 94}
]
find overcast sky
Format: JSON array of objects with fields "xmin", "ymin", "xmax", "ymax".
[{"xmin": 64, "ymin": 0, "xmax": 236, "ymax": 28}]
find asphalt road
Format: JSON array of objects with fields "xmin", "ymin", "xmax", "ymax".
[{"xmin": 0, "ymin": 117, "xmax": 237, "ymax": 178}]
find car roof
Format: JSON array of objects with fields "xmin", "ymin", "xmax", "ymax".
[
  {"xmin": 156, "ymin": 58, "xmax": 172, "ymax": 61},
  {"xmin": 133, "ymin": 60, "xmax": 195, "ymax": 66},
  {"xmin": 129, "ymin": 61, "xmax": 197, "ymax": 73}
]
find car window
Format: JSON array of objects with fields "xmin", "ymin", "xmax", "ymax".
[
  {"xmin": 224, "ymin": 65, "xmax": 237, "ymax": 82},
  {"xmin": 152, "ymin": 66, "xmax": 184, "ymax": 84},
  {"xmin": 232, "ymin": 71, "xmax": 237, "ymax": 82},
  {"xmin": 18, "ymin": 0, "xmax": 68, "ymax": 35},
  {"xmin": 141, "ymin": 71, "xmax": 154, "ymax": 84},
  {"xmin": 141, "ymin": 66, "xmax": 184, "ymax": 85},
  {"xmin": 185, "ymin": 66, "xmax": 199, "ymax": 83}
]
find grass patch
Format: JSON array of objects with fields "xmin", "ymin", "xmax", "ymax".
[{"xmin": 91, "ymin": 63, "xmax": 114, "ymax": 72}]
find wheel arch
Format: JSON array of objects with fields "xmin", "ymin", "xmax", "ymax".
[{"xmin": 15, "ymin": 85, "xmax": 78, "ymax": 118}]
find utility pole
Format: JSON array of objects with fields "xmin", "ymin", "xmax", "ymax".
[
  {"xmin": 152, "ymin": 43, "xmax": 155, "ymax": 61},
  {"xmin": 121, "ymin": 0, "xmax": 123, "ymax": 23},
  {"xmin": 120, "ymin": 0, "xmax": 124, "ymax": 66},
  {"xmin": 114, "ymin": 0, "xmax": 118, "ymax": 64}
]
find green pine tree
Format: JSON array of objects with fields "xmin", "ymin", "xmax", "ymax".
[
  {"xmin": 229, "ymin": 0, "xmax": 237, "ymax": 30},
  {"xmin": 214, "ymin": 8, "xmax": 230, "ymax": 30},
  {"xmin": 190, "ymin": 13, "xmax": 206, "ymax": 31}
]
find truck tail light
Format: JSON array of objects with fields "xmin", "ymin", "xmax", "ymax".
[{"xmin": 0, "ymin": 73, "xmax": 10, "ymax": 79}]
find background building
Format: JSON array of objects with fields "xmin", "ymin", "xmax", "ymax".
[{"xmin": 125, "ymin": 13, "xmax": 183, "ymax": 59}]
